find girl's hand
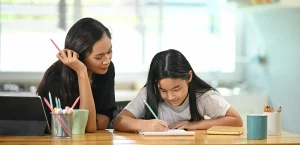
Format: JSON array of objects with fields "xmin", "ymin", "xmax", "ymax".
[
  {"xmin": 140, "ymin": 119, "xmax": 169, "ymax": 132},
  {"xmin": 56, "ymin": 49, "xmax": 87, "ymax": 74},
  {"xmin": 169, "ymin": 121, "xmax": 198, "ymax": 130}
]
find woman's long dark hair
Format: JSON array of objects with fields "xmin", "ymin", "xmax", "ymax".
[
  {"xmin": 36, "ymin": 17, "xmax": 111, "ymax": 106},
  {"xmin": 144, "ymin": 49, "xmax": 215, "ymax": 121}
]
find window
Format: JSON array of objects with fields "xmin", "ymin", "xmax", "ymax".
[{"xmin": 0, "ymin": 0, "xmax": 240, "ymax": 83}]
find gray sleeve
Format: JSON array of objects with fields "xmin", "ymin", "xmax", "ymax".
[
  {"xmin": 124, "ymin": 87, "xmax": 147, "ymax": 119},
  {"xmin": 197, "ymin": 90, "xmax": 231, "ymax": 119}
]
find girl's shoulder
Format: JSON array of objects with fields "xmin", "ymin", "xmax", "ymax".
[{"xmin": 196, "ymin": 89, "xmax": 221, "ymax": 100}]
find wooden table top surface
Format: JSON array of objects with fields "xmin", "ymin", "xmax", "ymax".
[{"xmin": 1, "ymin": 129, "xmax": 300, "ymax": 145}]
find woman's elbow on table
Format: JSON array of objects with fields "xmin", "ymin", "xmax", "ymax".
[{"xmin": 85, "ymin": 126, "xmax": 97, "ymax": 133}]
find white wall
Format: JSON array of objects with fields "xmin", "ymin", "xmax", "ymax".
[{"xmin": 240, "ymin": 5, "xmax": 300, "ymax": 133}]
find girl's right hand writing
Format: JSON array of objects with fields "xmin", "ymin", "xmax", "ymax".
[
  {"xmin": 140, "ymin": 119, "xmax": 168, "ymax": 132},
  {"xmin": 56, "ymin": 49, "xmax": 87, "ymax": 74}
]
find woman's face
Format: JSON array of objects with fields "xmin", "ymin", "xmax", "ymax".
[
  {"xmin": 84, "ymin": 33, "xmax": 112, "ymax": 74},
  {"xmin": 158, "ymin": 71, "xmax": 192, "ymax": 107}
]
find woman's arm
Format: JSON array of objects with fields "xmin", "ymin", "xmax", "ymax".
[
  {"xmin": 57, "ymin": 49, "xmax": 97, "ymax": 133},
  {"xmin": 96, "ymin": 114, "xmax": 109, "ymax": 129},
  {"xmin": 77, "ymin": 71, "xmax": 97, "ymax": 132}
]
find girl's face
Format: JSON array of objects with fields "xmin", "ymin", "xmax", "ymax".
[
  {"xmin": 85, "ymin": 33, "xmax": 112, "ymax": 75},
  {"xmin": 158, "ymin": 71, "xmax": 192, "ymax": 107}
]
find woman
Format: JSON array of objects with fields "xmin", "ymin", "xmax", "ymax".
[
  {"xmin": 37, "ymin": 17, "xmax": 116, "ymax": 132},
  {"xmin": 114, "ymin": 49, "xmax": 243, "ymax": 132}
]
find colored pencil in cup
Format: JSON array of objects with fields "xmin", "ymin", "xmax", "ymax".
[
  {"xmin": 48, "ymin": 92, "xmax": 53, "ymax": 109},
  {"xmin": 55, "ymin": 97, "xmax": 58, "ymax": 109},
  {"xmin": 44, "ymin": 98, "xmax": 71, "ymax": 135},
  {"xmin": 58, "ymin": 98, "xmax": 61, "ymax": 109},
  {"xmin": 71, "ymin": 97, "xmax": 80, "ymax": 109},
  {"xmin": 44, "ymin": 98, "xmax": 54, "ymax": 112}
]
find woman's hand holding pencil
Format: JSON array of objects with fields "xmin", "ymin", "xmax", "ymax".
[
  {"xmin": 50, "ymin": 39, "xmax": 86, "ymax": 74},
  {"xmin": 56, "ymin": 49, "xmax": 86, "ymax": 74}
]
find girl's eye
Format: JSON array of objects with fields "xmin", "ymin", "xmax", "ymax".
[{"xmin": 160, "ymin": 90, "xmax": 166, "ymax": 93}]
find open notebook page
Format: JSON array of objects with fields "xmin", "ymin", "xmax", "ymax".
[{"xmin": 139, "ymin": 129, "xmax": 195, "ymax": 136}]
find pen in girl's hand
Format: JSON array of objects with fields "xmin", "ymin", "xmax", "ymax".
[{"xmin": 143, "ymin": 100, "xmax": 158, "ymax": 119}]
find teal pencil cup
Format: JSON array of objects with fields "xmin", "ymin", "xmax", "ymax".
[{"xmin": 247, "ymin": 114, "xmax": 268, "ymax": 140}]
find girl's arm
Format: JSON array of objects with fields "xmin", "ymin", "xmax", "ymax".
[
  {"xmin": 114, "ymin": 109, "xmax": 168, "ymax": 132},
  {"xmin": 113, "ymin": 109, "xmax": 143, "ymax": 131},
  {"xmin": 194, "ymin": 107, "xmax": 243, "ymax": 129},
  {"xmin": 169, "ymin": 107, "xmax": 243, "ymax": 130}
]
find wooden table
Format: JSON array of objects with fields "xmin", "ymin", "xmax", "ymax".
[{"xmin": 1, "ymin": 129, "xmax": 300, "ymax": 145}]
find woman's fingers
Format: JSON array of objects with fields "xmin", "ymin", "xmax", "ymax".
[
  {"xmin": 72, "ymin": 51, "xmax": 79, "ymax": 59},
  {"xmin": 57, "ymin": 49, "xmax": 79, "ymax": 60},
  {"xmin": 56, "ymin": 53, "xmax": 64, "ymax": 62},
  {"xmin": 60, "ymin": 49, "xmax": 68, "ymax": 59},
  {"xmin": 67, "ymin": 49, "xmax": 73, "ymax": 58}
]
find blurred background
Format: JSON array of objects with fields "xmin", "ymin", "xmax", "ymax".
[{"xmin": 0, "ymin": 0, "xmax": 299, "ymax": 133}]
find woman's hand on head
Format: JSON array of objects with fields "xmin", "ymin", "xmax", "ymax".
[
  {"xmin": 56, "ymin": 49, "xmax": 87, "ymax": 74},
  {"xmin": 141, "ymin": 119, "xmax": 169, "ymax": 132}
]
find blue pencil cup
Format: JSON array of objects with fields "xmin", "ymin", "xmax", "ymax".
[{"xmin": 247, "ymin": 114, "xmax": 268, "ymax": 140}]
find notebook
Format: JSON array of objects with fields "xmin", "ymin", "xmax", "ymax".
[
  {"xmin": 139, "ymin": 129, "xmax": 195, "ymax": 136},
  {"xmin": 207, "ymin": 126, "xmax": 244, "ymax": 135}
]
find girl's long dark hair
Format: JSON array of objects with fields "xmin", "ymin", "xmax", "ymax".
[
  {"xmin": 144, "ymin": 49, "xmax": 215, "ymax": 121},
  {"xmin": 36, "ymin": 17, "xmax": 111, "ymax": 106}
]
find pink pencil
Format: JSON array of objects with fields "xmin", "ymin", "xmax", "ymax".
[
  {"xmin": 71, "ymin": 97, "xmax": 80, "ymax": 109},
  {"xmin": 50, "ymin": 38, "xmax": 61, "ymax": 52},
  {"xmin": 43, "ymin": 98, "xmax": 54, "ymax": 112}
]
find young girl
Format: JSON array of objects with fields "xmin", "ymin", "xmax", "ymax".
[
  {"xmin": 37, "ymin": 17, "xmax": 116, "ymax": 132},
  {"xmin": 114, "ymin": 49, "xmax": 242, "ymax": 132}
]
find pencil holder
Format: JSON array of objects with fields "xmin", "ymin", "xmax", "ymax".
[
  {"xmin": 263, "ymin": 112, "xmax": 282, "ymax": 136},
  {"xmin": 51, "ymin": 113, "xmax": 72, "ymax": 138}
]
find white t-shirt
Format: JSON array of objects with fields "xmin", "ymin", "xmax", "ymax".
[{"xmin": 124, "ymin": 87, "xmax": 231, "ymax": 125}]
